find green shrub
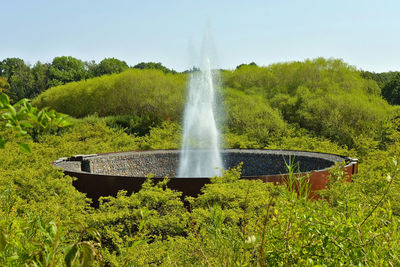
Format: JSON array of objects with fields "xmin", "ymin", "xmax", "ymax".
[
  {"xmin": 88, "ymin": 178, "xmax": 189, "ymax": 266},
  {"xmin": 33, "ymin": 69, "xmax": 186, "ymax": 120},
  {"xmin": 103, "ymin": 114, "xmax": 162, "ymax": 136},
  {"xmin": 224, "ymin": 88, "xmax": 287, "ymax": 145},
  {"xmin": 224, "ymin": 58, "xmax": 394, "ymax": 147},
  {"xmin": 139, "ymin": 121, "xmax": 181, "ymax": 150},
  {"xmin": 0, "ymin": 114, "xmax": 399, "ymax": 265}
]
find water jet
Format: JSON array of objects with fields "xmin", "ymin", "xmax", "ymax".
[{"xmin": 178, "ymin": 31, "xmax": 223, "ymax": 177}]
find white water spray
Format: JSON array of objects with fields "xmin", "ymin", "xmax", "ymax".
[{"xmin": 177, "ymin": 38, "xmax": 224, "ymax": 177}]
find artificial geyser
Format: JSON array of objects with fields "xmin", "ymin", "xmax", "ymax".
[{"xmin": 177, "ymin": 54, "xmax": 224, "ymax": 177}]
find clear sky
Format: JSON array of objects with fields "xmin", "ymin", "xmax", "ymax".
[{"xmin": 1, "ymin": 0, "xmax": 399, "ymax": 72}]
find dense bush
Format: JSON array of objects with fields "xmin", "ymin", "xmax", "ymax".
[
  {"xmin": 0, "ymin": 112, "xmax": 398, "ymax": 265},
  {"xmin": 102, "ymin": 114, "xmax": 162, "ymax": 136},
  {"xmin": 224, "ymin": 88, "xmax": 286, "ymax": 142},
  {"xmin": 33, "ymin": 69, "xmax": 186, "ymax": 120},
  {"xmin": 224, "ymin": 58, "xmax": 392, "ymax": 147},
  {"xmin": 81, "ymin": 157, "xmax": 400, "ymax": 266}
]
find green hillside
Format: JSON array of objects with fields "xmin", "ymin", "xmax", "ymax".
[
  {"xmin": 34, "ymin": 57, "xmax": 395, "ymax": 148},
  {"xmin": 34, "ymin": 69, "xmax": 186, "ymax": 120}
]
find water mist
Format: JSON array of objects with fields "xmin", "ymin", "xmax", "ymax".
[{"xmin": 177, "ymin": 36, "xmax": 224, "ymax": 177}]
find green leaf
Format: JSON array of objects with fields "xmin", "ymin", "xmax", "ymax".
[
  {"xmin": 7, "ymin": 254, "xmax": 19, "ymax": 261},
  {"xmin": 0, "ymin": 227, "xmax": 8, "ymax": 251},
  {"xmin": 0, "ymin": 136, "xmax": 5, "ymax": 149},
  {"xmin": 85, "ymin": 228, "xmax": 101, "ymax": 243},
  {"xmin": 80, "ymin": 242, "xmax": 95, "ymax": 266},
  {"xmin": 20, "ymin": 122, "xmax": 33, "ymax": 128},
  {"xmin": 0, "ymin": 93, "xmax": 9, "ymax": 106},
  {"xmin": 14, "ymin": 98, "xmax": 29, "ymax": 107},
  {"xmin": 8, "ymin": 105, "xmax": 17, "ymax": 118},
  {"xmin": 64, "ymin": 244, "xmax": 78, "ymax": 267},
  {"xmin": 17, "ymin": 142, "xmax": 31, "ymax": 153}
]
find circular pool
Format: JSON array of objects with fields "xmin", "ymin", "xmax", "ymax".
[{"xmin": 53, "ymin": 149, "xmax": 358, "ymax": 206}]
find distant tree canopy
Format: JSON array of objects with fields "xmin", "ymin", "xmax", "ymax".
[
  {"xmin": 181, "ymin": 67, "xmax": 200, "ymax": 74},
  {"xmin": 382, "ymin": 73, "xmax": 400, "ymax": 105},
  {"xmin": 31, "ymin": 61, "xmax": 51, "ymax": 97},
  {"xmin": 133, "ymin": 62, "xmax": 177, "ymax": 74},
  {"xmin": 235, "ymin": 62, "xmax": 257, "ymax": 69},
  {"xmin": 92, "ymin": 58, "xmax": 129, "ymax": 76},
  {"xmin": 0, "ymin": 58, "xmax": 26, "ymax": 78},
  {"xmin": 361, "ymin": 70, "xmax": 400, "ymax": 105},
  {"xmin": 360, "ymin": 70, "xmax": 399, "ymax": 88},
  {"xmin": 48, "ymin": 56, "xmax": 87, "ymax": 87},
  {"xmin": 0, "ymin": 57, "xmax": 34, "ymax": 101},
  {"xmin": 0, "ymin": 57, "xmax": 179, "ymax": 101}
]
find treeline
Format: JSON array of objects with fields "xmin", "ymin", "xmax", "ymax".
[
  {"xmin": 2, "ymin": 55, "xmax": 400, "ymax": 106},
  {"xmin": 0, "ymin": 57, "xmax": 176, "ymax": 102},
  {"xmin": 361, "ymin": 70, "xmax": 400, "ymax": 105},
  {"xmin": 34, "ymin": 57, "xmax": 397, "ymax": 148}
]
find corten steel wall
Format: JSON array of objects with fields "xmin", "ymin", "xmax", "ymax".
[{"xmin": 53, "ymin": 149, "xmax": 358, "ymax": 207}]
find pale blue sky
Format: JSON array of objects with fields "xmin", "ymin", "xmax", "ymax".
[{"xmin": 1, "ymin": 0, "xmax": 399, "ymax": 72}]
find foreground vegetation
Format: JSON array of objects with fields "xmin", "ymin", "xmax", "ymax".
[{"xmin": 1, "ymin": 57, "xmax": 400, "ymax": 265}]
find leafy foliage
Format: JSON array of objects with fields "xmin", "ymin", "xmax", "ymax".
[
  {"xmin": 30, "ymin": 61, "xmax": 51, "ymax": 98},
  {"xmin": 92, "ymin": 58, "xmax": 129, "ymax": 77},
  {"xmin": 0, "ymin": 93, "xmax": 71, "ymax": 151},
  {"xmin": 0, "ymin": 112, "xmax": 398, "ymax": 265},
  {"xmin": 224, "ymin": 88, "xmax": 286, "ymax": 145},
  {"xmin": 48, "ymin": 56, "xmax": 87, "ymax": 87},
  {"xmin": 33, "ymin": 69, "xmax": 186, "ymax": 121},
  {"xmin": 133, "ymin": 62, "xmax": 177, "ymax": 74},
  {"xmin": 0, "ymin": 57, "xmax": 179, "ymax": 102},
  {"xmin": 0, "ymin": 57, "xmax": 34, "ymax": 102},
  {"xmin": 34, "ymin": 57, "xmax": 395, "ymax": 149},
  {"xmin": 1, "ymin": 57, "xmax": 400, "ymax": 265},
  {"xmin": 382, "ymin": 73, "xmax": 400, "ymax": 105},
  {"xmin": 224, "ymin": 58, "xmax": 392, "ymax": 147},
  {"xmin": 0, "ymin": 77, "xmax": 10, "ymax": 95}
]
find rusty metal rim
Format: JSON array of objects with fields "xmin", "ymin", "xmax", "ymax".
[{"xmin": 53, "ymin": 148, "xmax": 358, "ymax": 178}]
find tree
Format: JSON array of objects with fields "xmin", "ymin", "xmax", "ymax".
[
  {"xmin": 84, "ymin": 60, "xmax": 98, "ymax": 79},
  {"xmin": 93, "ymin": 58, "xmax": 128, "ymax": 76},
  {"xmin": 382, "ymin": 73, "xmax": 400, "ymax": 105},
  {"xmin": 133, "ymin": 62, "xmax": 177, "ymax": 74},
  {"xmin": 9, "ymin": 66, "xmax": 34, "ymax": 101},
  {"xmin": 48, "ymin": 56, "xmax": 87, "ymax": 87},
  {"xmin": 0, "ymin": 58, "xmax": 33, "ymax": 101},
  {"xmin": 0, "ymin": 58, "xmax": 34, "ymax": 101},
  {"xmin": 235, "ymin": 62, "xmax": 258, "ymax": 69},
  {"xmin": 30, "ymin": 61, "xmax": 51, "ymax": 98},
  {"xmin": 0, "ymin": 58, "xmax": 26, "ymax": 78},
  {"xmin": 182, "ymin": 66, "xmax": 200, "ymax": 74},
  {"xmin": 360, "ymin": 70, "xmax": 400, "ymax": 89}
]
